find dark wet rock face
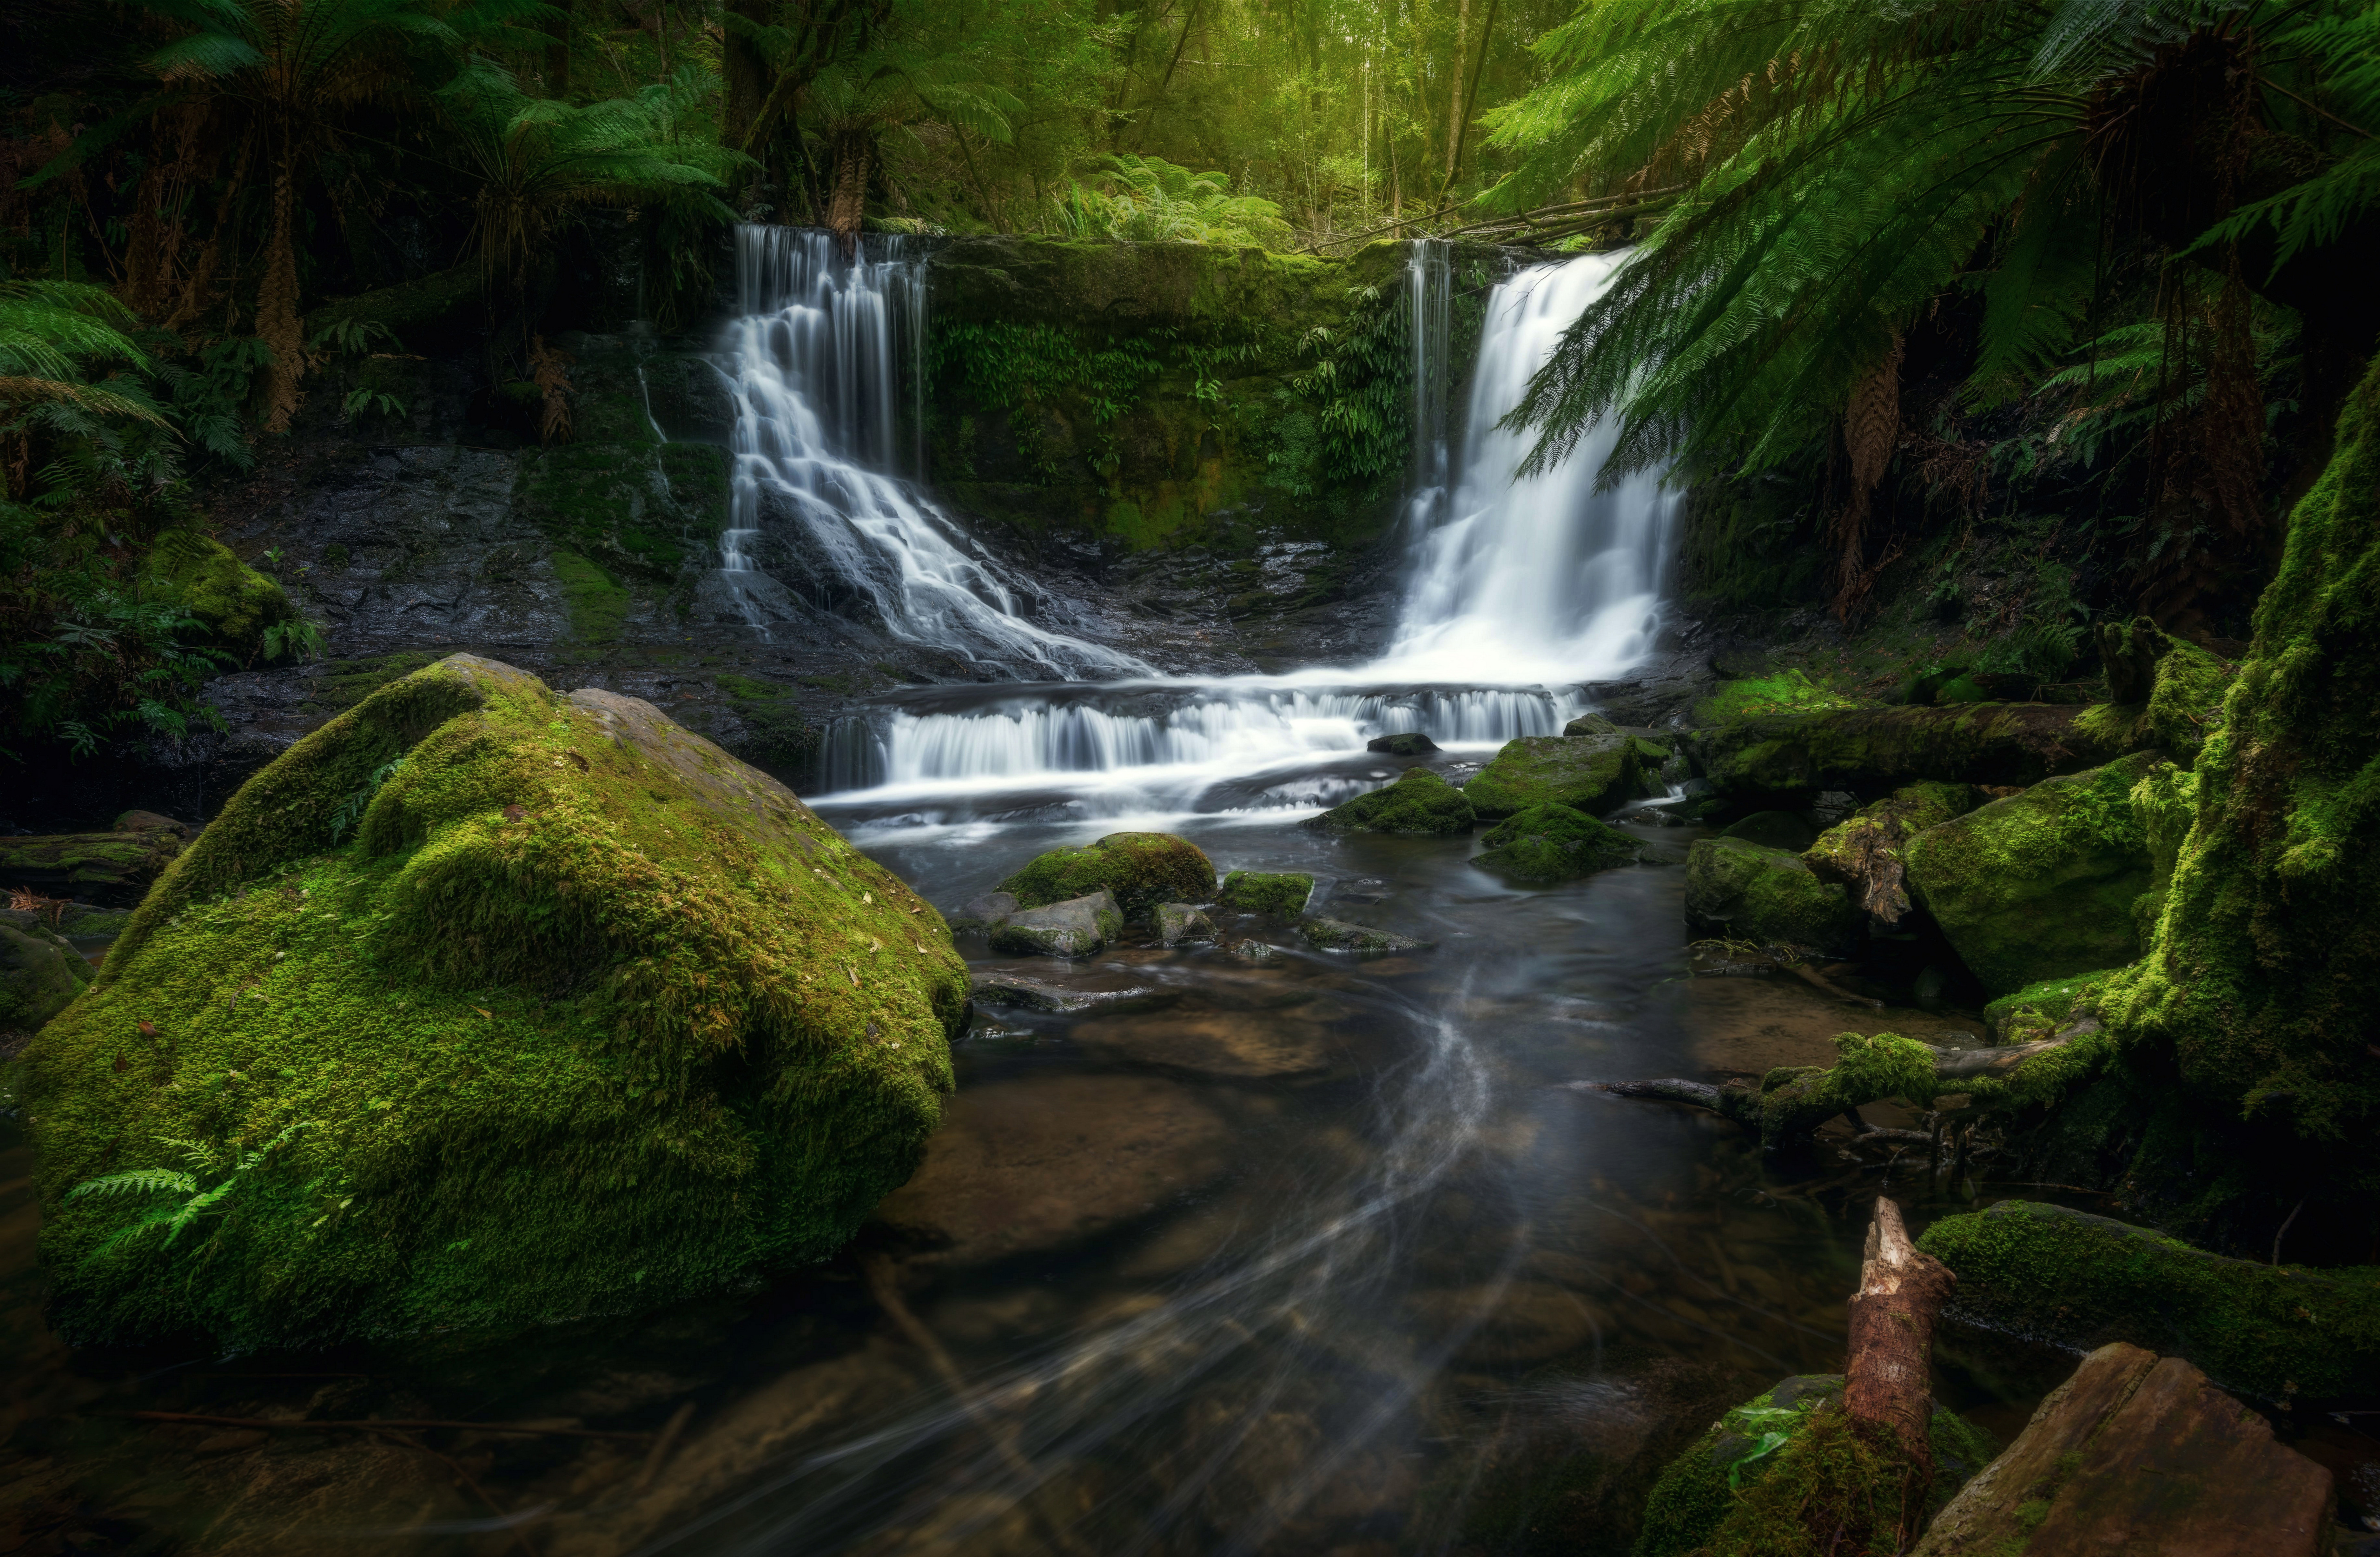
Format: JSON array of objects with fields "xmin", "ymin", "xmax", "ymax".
[{"xmin": 1155, "ymin": 903, "xmax": 1218, "ymax": 945}]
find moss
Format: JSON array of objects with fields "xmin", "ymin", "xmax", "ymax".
[
  {"xmin": 515, "ymin": 442, "xmax": 728, "ymax": 582},
  {"xmin": 1749, "ymin": 1032, "xmax": 1942, "ymax": 1151},
  {"xmin": 0, "ymin": 924, "xmax": 93, "ymax": 1031},
  {"xmin": 1902, "ymin": 753, "xmax": 2158, "ymax": 997},
  {"xmin": 0, "ymin": 830, "xmax": 185, "ymax": 904},
  {"xmin": 714, "ymin": 673, "xmax": 819, "ymax": 780},
  {"xmin": 1981, "ymin": 969, "xmax": 2125, "ymax": 1040},
  {"xmin": 1684, "ymin": 838, "xmax": 1862, "ymax": 956},
  {"xmin": 1918, "ymin": 1199, "xmax": 2380, "ymax": 1399},
  {"xmin": 1690, "ymin": 703, "xmax": 2131, "ymax": 799},
  {"xmin": 1692, "ymin": 670, "xmax": 1865, "ymax": 725},
  {"xmin": 1463, "ymin": 735, "xmax": 1643, "ymax": 819},
  {"xmin": 550, "ymin": 550, "xmax": 628, "ymax": 644},
  {"xmin": 1307, "ymin": 765, "xmax": 1476, "ymax": 835},
  {"xmin": 24, "ymin": 655, "xmax": 966, "ymax": 1348},
  {"xmin": 2073, "ymin": 629, "xmax": 2237, "ymax": 767},
  {"xmin": 1473, "ymin": 803, "xmax": 1641, "ymax": 882},
  {"xmin": 143, "ymin": 530, "xmax": 299, "ymax": 660},
  {"xmin": 998, "ymin": 832, "xmax": 1216, "ymax": 922},
  {"xmin": 1216, "ymin": 870, "xmax": 1312, "ymax": 915},
  {"xmin": 308, "ymin": 651, "xmax": 441, "ymax": 712}
]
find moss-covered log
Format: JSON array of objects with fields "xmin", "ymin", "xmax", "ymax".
[{"xmin": 1688, "ymin": 703, "xmax": 2129, "ymax": 799}]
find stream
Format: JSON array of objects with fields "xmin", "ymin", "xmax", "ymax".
[{"xmin": 0, "ymin": 234, "xmax": 2086, "ymax": 1556}]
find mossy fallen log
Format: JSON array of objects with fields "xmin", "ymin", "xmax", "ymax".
[{"xmin": 1688, "ymin": 702, "xmax": 2129, "ymax": 800}]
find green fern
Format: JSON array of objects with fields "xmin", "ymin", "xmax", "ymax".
[{"xmin": 65, "ymin": 1122, "xmax": 317, "ymax": 1256}]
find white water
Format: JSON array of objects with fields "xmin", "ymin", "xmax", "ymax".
[{"xmin": 715, "ymin": 232, "xmax": 1677, "ymax": 820}]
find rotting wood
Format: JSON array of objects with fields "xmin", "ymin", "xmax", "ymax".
[{"xmin": 1844, "ymin": 1197, "xmax": 1957, "ymax": 1497}]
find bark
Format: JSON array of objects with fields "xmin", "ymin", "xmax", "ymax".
[
  {"xmin": 723, "ymin": 0, "xmax": 770, "ymax": 155},
  {"xmin": 1845, "ymin": 1197, "xmax": 1956, "ymax": 1545},
  {"xmin": 826, "ymin": 133, "xmax": 871, "ymax": 254},
  {"xmin": 257, "ymin": 142, "xmax": 304, "ymax": 431}
]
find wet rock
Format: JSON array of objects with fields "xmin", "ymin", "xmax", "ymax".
[
  {"xmin": 987, "ymin": 889, "xmax": 1124, "ymax": 958},
  {"xmin": 1307, "ymin": 766, "xmax": 1474, "ymax": 835},
  {"xmin": 872, "ymin": 1074, "xmax": 1235, "ymax": 1265},
  {"xmin": 969, "ymin": 971, "xmax": 1154, "ymax": 1014},
  {"xmin": 1903, "ymin": 753, "xmax": 2158, "ymax": 996},
  {"xmin": 0, "ymin": 826, "xmax": 187, "ymax": 907},
  {"xmin": 951, "ymin": 890, "xmax": 1020, "ymax": 931},
  {"xmin": 1717, "ymin": 810, "xmax": 1818, "ymax": 851},
  {"xmin": 1216, "ymin": 870, "xmax": 1314, "ymax": 915},
  {"xmin": 1298, "ymin": 916, "xmax": 1433, "ymax": 954},
  {"xmin": 1071, "ymin": 1010, "xmax": 1340, "ymax": 1078},
  {"xmin": 1472, "ymin": 803, "xmax": 1641, "ymax": 882},
  {"xmin": 1366, "ymin": 731, "xmax": 1439, "ymax": 755},
  {"xmin": 998, "ymin": 832, "xmax": 1216, "ymax": 922},
  {"xmin": 1802, "ymin": 781, "xmax": 1976, "ymax": 923},
  {"xmin": 1228, "ymin": 938, "xmax": 1282, "ymax": 963},
  {"xmin": 1462, "ymin": 734, "xmax": 1644, "ymax": 819},
  {"xmin": 1684, "ymin": 837, "xmax": 1861, "ymax": 955},
  {"xmin": 1911, "ymin": 1343, "xmax": 2332, "ymax": 1557},
  {"xmin": 0, "ymin": 923, "xmax": 93, "ymax": 1032},
  {"xmin": 1154, "ymin": 902, "xmax": 1216, "ymax": 945},
  {"xmin": 1562, "ymin": 713, "xmax": 1621, "ymax": 737}
]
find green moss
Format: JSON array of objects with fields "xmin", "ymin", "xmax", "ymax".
[
  {"xmin": 997, "ymin": 832, "xmax": 1216, "ymax": 922},
  {"xmin": 550, "ymin": 551, "xmax": 628, "ymax": 644},
  {"xmin": 515, "ymin": 442, "xmax": 728, "ymax": 581},
  {"xmin": 1216, "ymin": 870, "xmax": 1312, "ymax": 915},
  {"xmin": 1685, "ymin": 837, "xmax": 1862, "ymax": 956},
  {"xmin": 1462, "ymin": 735, "xmax": 1643, "ymax": 819},
  {"xmin": 1690, "ymin": 703, "xmax": 2130, "ymax": 799},
  {"xmin": 1748, "ymin": 1032, "xmax": 1942, "ymax": 1151},
  {"xmin": 309, "ymin": 651, "xmax": 441, "ymax": 712},
  {"xmin": 2072, "ymin": 629, "xmax": 2237, "ymax": 767},
  {"xmin": 143, "ymin": 530, "xmax": 299, "ymax": 660},
  {"xmin": 25, "ymin": 654, "xmax": 966, "ymax": 1349},
  {"xmin": 1692, "ymin": 670, "xmax": 1864, "ymax": 725},
  {"xmin": 1902, "ymin": 753, "xmax": 2158, "ymax": 996},
  {"xmin": 1307, "ymin": 765, "xmax": 1475, "ymax": 835},
  {"xmin": 0, "ymin": 830, "xmax": 185, "ymax": 902},
  {"xmin": 0, "ymin": 924, "xmax": 93, "ymax": 1031},
  {"xmin": 1918, "ymin": 1199, "xmax": 2380, "ymax": 1399},
  {"xmin": 1981, "ymin": 969, "xmax": 2124, "ymax": 1040},
  {"xmin": 1473, "ymin": 803, "xmax": 1640, "ymax": 882},
  {"xmin": 714, "ymin": 673, "xmax": 819, "ymax": 779}
]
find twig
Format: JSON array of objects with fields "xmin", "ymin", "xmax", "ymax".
[
  {"xmin": 370, "ymin": 1428, "xmax": 541, "ymax": 1557},
  {"xmin": 1789, "ymin": 962, "xmax": 1885, "ymax": 1009},
  {"xmin": 119, "ymin": 1411, "xmax": 652, "ymax": 1442},
  {"xmin": 632, "ymin": 1402, "xmax": 695, "ymax": 1493},
  {"xmin": 2273, "ymin": 1198, "xmax": 2306, "ymax": 1266}
]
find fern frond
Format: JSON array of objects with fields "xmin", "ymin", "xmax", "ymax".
[{"xmin": 65, "ymin": 1166, "xmax": 200, "ymax": 1201}]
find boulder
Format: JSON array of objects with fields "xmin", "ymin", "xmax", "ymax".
[
  {"xmin": 1689, "ymin": 703, "xmax": 2131, "ymax": 800},
  {"xmin": 2079, "ymin": 617, "xmax": 2238, "ymax": 765},
  {"xmin": 1917, "ymin": 1199, "xmax": 2380, "ymax": 1400},
  {"xmin": 0, "ymin": 923, "xmax": 93, "ymax": 1031},
  {"xmin": 986, "ymin": 890, "xmax": 1122, "ymax": 958},
  {"xmin": 1307, "ymin": 766, "xmax": 1474, "ymax": 835},
  {"xmin": 1903, "ymin": 753, "xmax": 2158, "ymax": 996},
  {"xmin": 1684, "ymin": 837, "xmax": 1861, "ymax": 954},
  {"xmin": 1216, "ymin": 871, "xmax": 1313, "ymax": 915},
  {"xmin": 142, "ymin": 529, "xmax": 301, "ymax": 661},
  {"xmin": 1365, "ymin": 731, "xmax": 1439, "ymax": 755},
  {"xmin": 1154, "ymin": 902, "xmax": 1216, "ymax": 945},
  {"xmin": 1298, "ymin": 916, "xmax": 1433, "ymax": 954},
  {"xmin": 1981, "ymin": 967, "xmax": 2125, "ymax": 1040},
  {"xmin": 0, "ymin": 828, "xmax": 188, "ymax": 907},
  {"xmin": 1718, "ymin": 810, "xmax": 1817, "ymax": 852},
  {"xmin": 1461, "ymin": 734, "xmax": 1642, "ymax": 819},
  {"xmin": 1911, "ymin": 1343, "xmax": 2332, "ymax": 1557},
  {"xmin": 114, "ymin": 810, "xmax": 194, "ymax": 839},
  {"xmin": 1471, "ymin": 803, "xmax": 1640, "ymax": 882},
  {"xmin": 948, "ymin": 890, "xmax": 1019, "ymax": 931},
  {"xmin": 24, "ymin": 655, "xmax": 968, "ymax": 1349},
  {"xmin": 997, "ymin": 832, "xmax": 1215, "ymax": 922},
  {"xmin": 1694, "ymin": 874, "xmax": 1843, "ymax": 962},
  {"xmin": 1562, "ymin": 712, "xmax": 1620, "ymax": 737},
  {"xmin": 1802, "ymin": 781, "xmax": 1977, "ymax": 923}
]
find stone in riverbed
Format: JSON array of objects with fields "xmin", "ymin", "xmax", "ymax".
[
  {"xmin": 1684, "ymin": 837, "xmax": 1861, "ymax": 955},
  {"xmin": 0, "ymin": 923, "xmax": 93, "ymax": 1032},
  {"xmin": 1298, "ymin": 916, "xmax": 1432, "ymax": 954},
  {"xmin": 1365, "ymin": 731, "xmax": 1439, "ymax": 755},
  {"xmin": 1307, "ymin": 766, "xmax": 1474, "ymax": 835},
  {"xmin": 948, "ymin": 890, "xmax": 1019, "ymax": 931},
  {"xmin": 968, "ymin": 971, "xmax": 1155, "ymax": 1014},
  {"xmin": 998, "ymin": 832, "xmax": 1215, "ymax": 922},
  {"xmin": 1461, "ymin": 734, "xmax": 1644, "ymax": 819},
  {"xmin": 1154, "ymin": 902, "xmax": 1216, "ymax": 945},
  {"xmin": 986, "ymin": 889, "xmax": 1123, "ymax": 958},
  {"xmin": 1471, "ymin": 803, "xmax": 1640, "ymax": 882},
  {"xmin": 1216, "ymin": 871, "xmax": 1314, "ymax": 915}
]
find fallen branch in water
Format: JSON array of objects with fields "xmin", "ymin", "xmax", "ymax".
[{"xmin": 119, "ymin": 1411, "xmax": 652, "ymax": 1442}]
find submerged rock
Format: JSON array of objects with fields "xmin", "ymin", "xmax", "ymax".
[
  {"xmin": 25, "ymin": 654, "xmax": 968, "ymax": 1349},
  {"xmin": 986, "ymin": 889, "xmax": 1123, "ymax": 958},
  {"xmin": 1298, "ymin": 916, "xmax": 1433, "ymax": 954},
  {"xmin": 968, "ymin": 971, "xmax": 1155, "ymax": 1014},
  {"xmin": 1216, "ymin": 870, "xmax": 1314, "ymax": 915},
  {"xmin": 1154, "ymin": 902, "xmax": 1216, "ymax": 945},
  {"xmin": 1307, "ymin": 766, "xmax": 1474, "ymax": 835},
  {"xmin": 1802, "ymin": 781, "xmax": 1977, "ymax": 923},
  {"xmin": 1903, "ymin": 753, "xmax": 2157, "ymax": 996},
  {"xmin": 998, "ymin": 832, "xmax": 1215, "ymax": 922},
  {"xmin": 1365, "ymin": 731, "xmax": 1439, "ymax": 755},
  {"xmin": 0, "ymin": 923, "xmax": 92, "ymax": 1032},
  {"xmin": 1471, "ymin": 803, "xmax": 1640, "ymax": 882},
  {"xmin": 1462, "ymin": 734, "xmax": 1643, "ymax": 819},
  {"xmin": 1684, "ymin": 837, "xmax": 1861, "ymax": 954},
  {"xmin": 949, "ymin": 890, "xmax": 1020, "ymax": 931}
]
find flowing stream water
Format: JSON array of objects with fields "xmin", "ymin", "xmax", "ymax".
[{"xmin": 0, "ymin": 233, "xmax": 2079, "ymax": 1557}]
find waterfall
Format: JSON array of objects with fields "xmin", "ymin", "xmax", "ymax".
[
  {"xmin": 718, "ymin": 225, "xmax": 1147, "ymax": 676},
  {"xmin": 1406, "ymin": 238, "xmax": 1453, "ymax": 532}
]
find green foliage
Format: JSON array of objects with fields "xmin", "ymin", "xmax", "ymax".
[
  {"xmin": 1053, "ymin": 157, "xmax": 1291, "ymax": 247},
  {"xmin": 1692, "ymin": 670, "xmax": 1862, "ymax": 725},
  {"xmin": 66, "ymin": 1122, "xmax": 316, "ymax": 1256},
  {"xmin": 1283, "ymin": 283, "xmax": 1411, "ymax": 487}
]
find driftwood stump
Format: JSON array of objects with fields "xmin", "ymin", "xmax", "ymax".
[{"xmin": 1844, "ymin": 1197, "xmax": 1957, "ymax": 1486}]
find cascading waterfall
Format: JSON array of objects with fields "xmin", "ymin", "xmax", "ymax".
[{"xmin": 719, "ymin": 225, "xmax": 1147, "ymax": 675}]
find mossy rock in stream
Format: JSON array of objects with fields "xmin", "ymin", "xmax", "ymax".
[
  {"xmin": 142, "ymin": 529, "xmax": 299, "ymax": 661},
  {"xmin": 1463, "ymin": 735, "xmax": 1644, "ymax": 819},
  {"xmin": 998, "ymin": 832, "xmax": 1216, "ymax": 922},
  {"xmin": 24, "ymin": 654, "xmax": 967, "ymax": 1349},
  {"xmin": 1918, "ymin": 1199, "xmax": 2380, "ymax": 1400},
  {"xmin": 1216, "ymin": 870, "xmax": 1313, "ymax": 916},
  {"xmin": 1472, "ymin": 803, "xmax": 1640, "ymax": 882},
  {"xmin": 1634, "ymin": 1375, "xmax": 1996, "ymax": 1557},
  {"xmin": 1307, "ymin": 766, "xmax": 1474, "ymax": 835}
]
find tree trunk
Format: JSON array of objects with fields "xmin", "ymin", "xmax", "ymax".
[
  {"xmin": 1845, "ymin": 1197, "xmax": 1956, "ymax": 1546},
  {"xmin": 724, "ymin": 0, "xmax": 770, "ymax": 156},
  {"xmin": 1444, "ymin": 0, "xmax": 1470, "ymax": 184},
  {"xmin": 826, "ymin": 133, "xmax": 871, "ymax": 254},
  {"xmin": 256, "ymin": 139, "xmax": 305, "ymax": 432},
  {"xmin": 543, "ymin": 0, "xmax": 572, "ymax": 99}
]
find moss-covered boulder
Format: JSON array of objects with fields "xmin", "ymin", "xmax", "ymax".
[
  {"xmin": 1307, "ymin": 766, "xmax": 1474, "ymax": 834},
  {"xmin": 2076, "ymin": 617, "xmax": 2238, "ymax": 766},
  {"xmin": 1562, "ymin": 712, "xmax": 1622, "ymax": 737},
  {"xmin": 0, "ymin": 827, "xmax": 187, "ymax": 907},
  {"xmin": 23, "ymin": 655, "xmax": 966, "ymax": 1349},
  {"xmin": 997, "ymin": 832, "xmax": 1215, "ymax": 922},
  {"xmin": 0, "ymin": 923, "xmax": 92, "ymax": 1032},
  {"xmin": 1462, "ymin": 735, "xmax": 1643, "ymax": 819},
  {"xmin": 1980, "ymin": 968, "xmax": 2125, "ymax": 1040},
  {"xmin": 1216, "ymin": 871, "xmax": 1313, "ymax": 915},
  {"xmin": 1685, "ymin": 838, "xmax": 1862, "ymax": 954},
  {"xmin": 143, "ymin": 529, "xmax": 300, "ymax": 661},
  {"xmin": 1902, "ymin": 753, "xmax": 2158, "ymax": 997},
  {"xmin": 1154, "ymin": 902, "xmax": 1215, "ymax": 945},
  {"xmin": 1633, "ymin": 1375, "xmax": 1996, "ymax": 1557},
  {"xmin": 1802, "ymin": 782, "xmax": 1977, "ymax": 923},
  {"xmin": 1473, "ymin": 804, "xmax": 1640, "ymax": 882},
  {"xmin": 1689, "ymin": 703, "xmax": 2130, "ymax": 800},
  {"xmin": 1918, "ymin": 1199, "xmax": 2380, "ymax": 1400}
]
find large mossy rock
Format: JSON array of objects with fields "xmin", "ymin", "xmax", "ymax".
[
  {"xmin": 1633, "ymin": 1375, "xmax": 1996, "ymax": 1557},
  {"xmin": 2076, "ymin": 617, "xmax": 2239, "ymax": 768},
  {"xmin": 0, "ymin": 827, "xmax": 187, "ymax": 907},
  {"xmin": 1685, "ymin": 837, "xmax": 1861, "ymax": 954},
  {"xmin": 997, "ymin": 832, "xmax": 1215, "ymax": 922},
  {"xmin": 143, "ymin": 529, "xmax": 300, "ymax": 660},
  {"xmin": 23, "ymin": 655, "xmax": 967, "ymax": 1349},
  {"xmin": 1462, "ymin": 734, "xmax": 1644, "ymax": 819},
  {"xmin": 1918, "ymin": 1200, "xmax": 2380, "ymax": 1400},
  {"xmin": 1216, "ymin": 871, "xmax": 1313, "ymax": 915},
  {"xmin": 1307, "ymin": 766, "xmax": 1474, "ymax": 834},
  {"xmin": 1903, "ymin": 753, "xmax": 2158, "ymax": 998},
  {"xmin": 1473, "ymin": 803, "xmax": 1640, "ymax": 882},
  {"xmin": 1802, "ymin": 782, "xmax": 1977, "ymax": 923},
  {"xmin": 1689, "ymin": 703, "xmax": 2129, "ymax": 800},
  {"xmin": 0, "ymin": 924, "xmax": 92, "ymax": 1032}
]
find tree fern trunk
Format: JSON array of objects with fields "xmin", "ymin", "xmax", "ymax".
[
  {"xmin": 827, "ymin": 134, "xmax": 870, "ymax": 255},
  {"xmin": 256, "ymin": 139, "xmax": 305, "ymax": 433}
]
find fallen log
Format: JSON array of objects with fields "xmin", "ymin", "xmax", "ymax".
[{"xmin": 1845, "ymin": 1199, "xmax": 1957, "ymax": 1518}]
